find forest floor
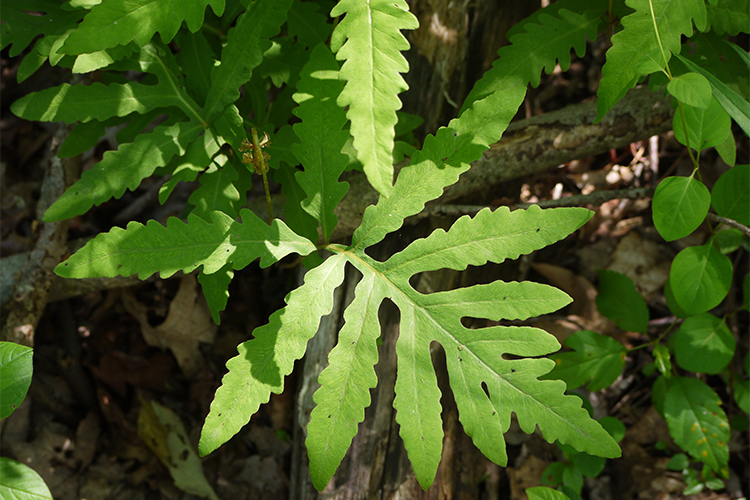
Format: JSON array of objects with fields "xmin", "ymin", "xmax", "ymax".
[{"xmin": 1, "ymin": 34, "xmax": 749, "ymax": 500}]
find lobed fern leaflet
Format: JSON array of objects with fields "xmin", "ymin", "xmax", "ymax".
[
  {"xmin": 59, "ymin": 0, "xmax": 226, "ymax": 55},
  {"xmin": 54, "ymin": 208, "xmax": 316, "ymax": 279},
  {"xmin": 329, "ymin": 0, "xmax": 419, "ymax": 198},
  {"xmin": 462, "ymin": 0, "xmax": 606, "ymax": 112},
  {"xmin": 292, "ymin": 44, "xmax": 350, "ymax": 243}
]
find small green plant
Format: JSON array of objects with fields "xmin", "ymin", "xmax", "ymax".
[
  {"xmin": 544, "ymin": 267, "xmax": 748, "ymax": 494},
  {"xmin": 3, "ymin": 0, "xmax": 747, "ymax": 491},
  {"xmin": 0, "ymin": 342, "xmax": 53, "ymax": 500}
]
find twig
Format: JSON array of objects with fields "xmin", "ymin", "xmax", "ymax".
[
  {"xmin": 425, "ymin": 187, "xmax": 656, "ymax": 217},
  {"xmin": 707, "ymin": 213, "xmax": 750, "ymax": 238}
]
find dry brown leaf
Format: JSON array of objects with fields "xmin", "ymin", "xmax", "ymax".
[{"xmin": 123, "ymin": 275, "xmax": 216, "ymax": 377}]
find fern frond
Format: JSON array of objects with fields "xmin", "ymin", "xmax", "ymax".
[
  {"xmin": 303, "ymin": 206, "xmax": 620, "ymax": 490},
  {"xmin": 1, "ymin": 0, "xmax": 84, "ymax": 57},
  {"xmin": 188, "ymin": 158, "xmax": 243, "ymax": 221},
  {"xmin": 199, "ymin": 253, "xmax": 347, "ymax": 456},
  {"xmin": 202, "ymin": 0, "xmax": 293, "ymax": 122},
  {"xmin": 44, "ymin": 120, "xmax": 204, "ymax": 222},
  {"xmin": 59, "ymin": 0, "xmax": 225, "ymax": 55},
  {"xmin": 55, "ymin": 208, "xmax": 316, "ymax": 279},
  {"xmin": 463, "ymin": 2, "xmax": 606, "ymax": 111},
  {"xmin": 329, "ymin": 0, "xmax": 419, "ymax": 197},
  {"xmin": 306, "ymin": 272, "xmax": 384, "ymax": 489},
  {"xmin": 596, "ymin": 0, "xmax": 708, "ymax": 121},
  {"xmin": 352, "ymin": 84, "xmax": 527, "ymax": 250},
  {"xmin": 292, "ymin": 44, "xmax": 350, "ymax": 243}
]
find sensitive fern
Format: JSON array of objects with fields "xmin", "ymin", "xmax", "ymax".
[{"xmin": 4, "ymin": 0, "xmax": 643, "ymax": 491}]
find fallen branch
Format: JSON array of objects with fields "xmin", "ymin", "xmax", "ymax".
[{"xmin": 0, "ymin": 87, "xmax": 672, "ymax": 306}]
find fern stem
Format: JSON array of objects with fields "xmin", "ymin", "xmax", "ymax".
[{"xmin": 261, "ymin": 169, "xmax": 274, "ymax": 223}]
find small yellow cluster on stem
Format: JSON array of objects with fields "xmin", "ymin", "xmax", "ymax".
[{"xmin": 239, "ymin": 128, "xmax": 274, "ymax": 222}]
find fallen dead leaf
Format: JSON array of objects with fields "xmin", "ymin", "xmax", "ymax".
[{"xmin": 123, "ymin": 274, "xmax": 216, "ymax": 378}]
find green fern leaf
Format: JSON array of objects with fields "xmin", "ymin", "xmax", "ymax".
[
  {"xmin": 54, "ymin": 208, "xmax": 317, "ymax": 279},
  {"xmin": 463, "ymin": 2, "xmax": 606, "ymax": 111},
  {"xmin": 352, "ymin": 85, "xmax": 527, "ymax": 250},
  {"xmin": 1, "ymin": 0, "xmax": 84, "ymax": 57},
  {"xmin": 305, "ymin": 206, "xmax": 620, "ymax": 490},
  {"xmin": 306, "ymin": 271, "xmax": 385, "ymax": 489},
  {"xmin": 188, "ymin": 157, "xmax": 243, "ymax": 221},
  {"xmin": 159, "ymin": 127, "xmax": 223, "ymax": 204},
  {"xmin": 12, "ymin": 43, "xmax": 202, "ymax": 125},
  {"xmin": 175, "ymin": 30, "xmax": 216, "ymax": 107},
  {"xmin": 595, "ymin": 0, "xmax": 707, "ymax": 121},
  {"xmin": 202, "ymin": 0, "xmax": 293, "ymax": 122},
  {"xmin": 329, "ymin": 0, "xmax": 419, "ymax": 197},
  {"xmin": 59, "ymin": 0, "xmax": 225, "ymax": 55},
  {"xmin": 43, "ymin": 120, "xmax": 204, "ymax": 222},
  {"xmin": 198, "ymin": 263, "xmax": 234, "ymax": 325},
  {"xmin": 11, "ymin": 81, "xmax": 187, "ymax": 124},
  {"xmin": 292, "ymin": 44, "xmax": 350, "ymax": 243},
  {"xmin": 288, "ymin": 0, "xmax": 332, "ymax": 49},
  {"xmin": 199, "ymin": 253, "xmax": 347, "ymax": 456}
]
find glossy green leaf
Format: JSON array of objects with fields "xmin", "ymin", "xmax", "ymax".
[
  {"xmin": 571, "ymin": 452, "xmax": 606, "ymax": 478},
  {"xmin": 673, "ymin": 98, "xmax": 732, "ymax": 152},
  {"xmin": 652, "ymin": 176, "xmax": 711, "ymax": 241},
  {"xmin": 0, "ymin": 342, "xmax": 33, "ymax": 420},
  {"xmin": 544, "ymin": 330, "xmax": 626, "ymax": 391},
  {"xmin": 330, "ymin": 0, "xmax": 419, "ymax": 197},
  {"xmin": 712, "ymin": 164, "xmax": 750, "ymax": 227},
  {"xmin": 662, "ymin": 376, "xmax": 730, "ymax": 477},
  {"xmin": 673, "ymin": 313, "xmax": 735, "ymax": 374},
  {"xmin": 598, "ymin": 416, "xmax": 626, "ymax": 442},
  {"xmin": 664, "ymin": 279, "xmax": 689, "ymax": 318},
  {"xmin": 0, "ymin": 457, "xmax": 53, "ymax": 500},
  {"xmin": 596, "ymin": 270, "xmax": 649, "ymax": 332},
  {"xmin": 714, "ymin": 132, "xmax": 736, "ymax": 167},
  {"xmin": 528, "ymin": 486, "xmax": 572, "ymax": 500},
  {"xmin": 667, "ymin": 72, "xmax": 713, "ymax": 108},
  {"xmin": 673, "ymin": 52, "xmax": 750, "ymax": 136},
  {"xmin": 732, "ymin": 376, "xmax": 749, "ymax": 415},
  {"xmin": 654, "ymin": 344, "xmax": 672, "ymax": 377},
  {"xmin": 714, "ymin": 228, "xmax": 745, "ymax": 254},
  {"xmin": 669, "ymin": 242, "xmax": 732, "ymax": 314}
]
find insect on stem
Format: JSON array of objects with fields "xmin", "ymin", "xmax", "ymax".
[{"xmin": 239, "ymin": 128, "xmax": 274, "ymax": 223}]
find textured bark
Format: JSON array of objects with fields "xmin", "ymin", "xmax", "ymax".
[
  {"xmin": 289, "ymin": 225, "xmax": 498, "ymax": 500},
  {"xmin": 1, "ymin": 124, "xmax": 78, "ymax": 345}
]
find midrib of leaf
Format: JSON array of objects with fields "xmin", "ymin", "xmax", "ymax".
[
  {"xmin": 139, "ymin": 43, "xmax": 205, "ymax": 125},
  {"xmin": 336, "ymin": 246, "xmax": 600, "ymax": 447}
]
